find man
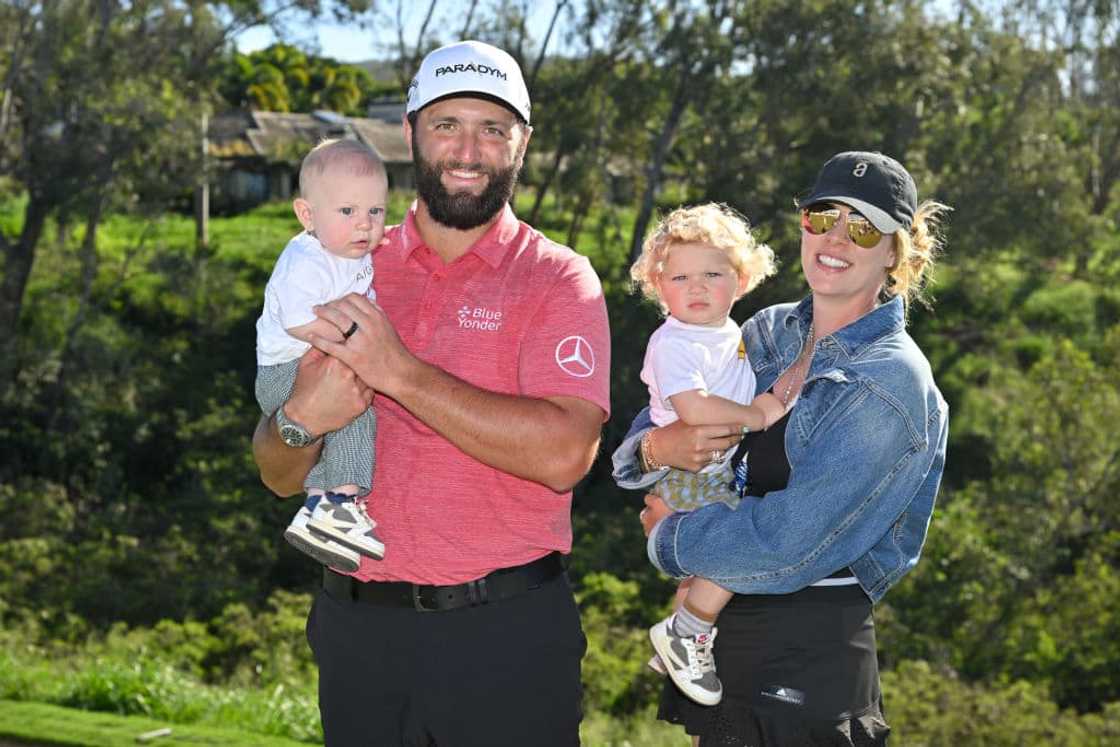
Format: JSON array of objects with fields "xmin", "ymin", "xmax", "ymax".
[{"xmin": 252, "ymin": 40, "xmax": 610, "ymax": 746}]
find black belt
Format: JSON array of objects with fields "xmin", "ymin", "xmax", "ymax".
[{"xmin": 322, "ymin": 552, "xmax": 565, "ymax": 612}]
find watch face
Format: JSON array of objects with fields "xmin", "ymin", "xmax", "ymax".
[
  {"xmin": 276, "ymin": 408, "xmax": 315, "ymax": 448},
  {"xmin": 279, "ymin": 423, "xmax": 311, "ymax": 448}
]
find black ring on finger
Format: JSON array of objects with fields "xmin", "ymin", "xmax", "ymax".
[{"xmin": 342, "ymin": 321, "xmax": 359, "ymax": 339}]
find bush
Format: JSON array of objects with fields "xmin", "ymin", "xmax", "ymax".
[
  {"xmin": 884, "ymin": 660, "xmax": 1120, "ymax": 746},
  {"xmin": 577, "ymin": 571, "xmax": 667, "ymax": 715},
  {"xmin": 0, "ymin": 632, "xmax": 322, "ymax": 743}
]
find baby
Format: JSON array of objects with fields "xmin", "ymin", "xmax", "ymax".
[
  {"xmin": 255, "ymin": 138, "xmax": 387, "ymax": 572},
  {"xmin": 629, "ymin": 203, "xmax": 779, "ymax": 706}
]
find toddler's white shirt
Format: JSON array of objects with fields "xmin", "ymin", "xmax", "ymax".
[
  {"xmin": 641, "ymin": 316, "xmax": 757, "ymax": 427},
  {"xmin": 256, "ymin": 231, "xmax": 375, "ymax": 365}
]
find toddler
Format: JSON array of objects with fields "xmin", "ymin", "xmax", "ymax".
[
  {"xmin": 255, "ymin": 138, "xmax": 387, "ymax": 572},
  {"xmin": 629, "ymin": 203, "xmax": 780, "ymax": 706}
]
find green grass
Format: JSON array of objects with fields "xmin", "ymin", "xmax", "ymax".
[
  {"xmin": 0, "ymin": 648, "xmax": 322, "ymax": 744},
  {"xmin": 0, "ymin": 700, "xmax": 692, "ymax": 747},
  {"xmin": 0, "ymin": 700, "xmax": 314, "ymax": 747},
  {"xmin": 8, "ymin": 186, "xmax": 636, "ymax": 326},
  {"xmin": 580, "ymin": 708, "xmax": 691, "ymax": 747}
]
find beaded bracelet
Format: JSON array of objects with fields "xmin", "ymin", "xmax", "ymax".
[{"xmin": 640, "ymin": 431, "xmax": 666, "ymax": 471}]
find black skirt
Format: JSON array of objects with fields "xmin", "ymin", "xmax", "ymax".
[{"xmin": 657, "ymin": 583, "xmax": 890, "ymax": 746}]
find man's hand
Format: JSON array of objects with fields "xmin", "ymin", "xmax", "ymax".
[
  {"xmin": 308, "ymin": 293, "xmax": 415, "ymax": 397},
  {"xmin": 285, "ymin": 347, "xmax": 373, "ymax": 437}
]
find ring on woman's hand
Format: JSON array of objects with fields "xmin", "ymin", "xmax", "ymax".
[{"xmin": 342, "ymin": 321, "xmax": 359, "ymax": 339}]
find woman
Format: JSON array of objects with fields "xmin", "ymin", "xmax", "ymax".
[{"xmin": 613, "ymin": 151, "xmax": 951, "ymax": 745}]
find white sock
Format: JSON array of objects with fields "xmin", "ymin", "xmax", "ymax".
[{"xmin": 671, "ymin": 607, "xmax": 714, "ymax": 638}]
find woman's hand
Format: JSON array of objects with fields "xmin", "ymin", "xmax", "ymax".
[
  {"xmin": 647, "ymin": 419, "xmax": 743, "ymax": 472},
  {"xmin": 639, "ymin": 494, "xmax": 675, "ymax": 536}
]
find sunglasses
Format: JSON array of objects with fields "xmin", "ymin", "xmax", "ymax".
[{"xmin": 801, "ymin": 206, "xmax": 884, "ymax": 249}]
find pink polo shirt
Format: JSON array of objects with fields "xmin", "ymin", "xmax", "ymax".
[{"xmin": 354, "ymin": 203, "xmax": 611, "ymax": 585}]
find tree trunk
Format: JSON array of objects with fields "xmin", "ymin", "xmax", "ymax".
[
  {"xmin": 0, "ymin": 3, "xmax": 33, "ymax": 149},
  {"xmin": 528, "ymin": 0, "xmax": 569, "ymax": 94},
  {"xmin": 47, "ymin": 198, "xmax": 105, "ymax": 431},
  {"xmin": 628, "ymin": 65, "xmax": 692, "ymax": 264},
  {"xmin": 567, "ymin": 100, "xmax": 608, "ymax": 248},
  {"xmin": 458, "ymin": 0, "xmax": 479, "ymax": 38},
  {"xmin": 528, "ymin": 145, "xmax": 567, "ymax": 226},
  {"xmin": 394, "ymin": 0, "xmax": 439, "ymax": 90},
  {"xmin": 195, "ymin": 110, "xmax": 209, "ymax": 251},
  {"xmin": 0, "ymin": 196, "xmax": 50, "ymax": 391},
  {"xmin": 566, "ymin": 186, "xmax": 595, "ymax": 249}
]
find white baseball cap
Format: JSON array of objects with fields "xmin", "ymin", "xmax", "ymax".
[{"xmin": 406, "ymin": 41, "xmax": 531, "ymax": 124}]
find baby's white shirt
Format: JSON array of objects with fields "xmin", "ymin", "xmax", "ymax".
[{"xmin": 256, "ymin": 231, "xmax": 375, "ymax": 365}]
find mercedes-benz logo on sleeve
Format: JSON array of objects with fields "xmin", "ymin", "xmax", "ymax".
[{"xmin": 555, "ymin": 336, "xmax": 595, "ymax": 378}]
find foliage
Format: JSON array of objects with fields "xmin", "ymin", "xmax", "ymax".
[
  {"xmin": 4, "ymin": 626, "xmax": 1119, "ymax": 746},
  {"xmin": 0, "ymin": 0, "xmax": 374, "ymax": 389},
  {"xmin": 881, "ymin": 330, "xmax": 1120, "ymax": 713},
  {"xmin": 883, "ymin": 660, "xmax": 1120, "ymax": 746},
  {"xmin": 580, "ymin": 706, "xmax": 692, "ymax": 747},
  {"xmin": 2, "ymin": 0, "xmax": 1120, "ymax": 741},
  {"xmin": 218, "ymin": 43, "xmax": 396, "ymax": 116},
  {"xmin": 0, "ymin": 595, "xmax": 322, "ymax": 742},
  {"xmin": 576, "ymin": 572, "xmax": 665, "ymax": 715}
]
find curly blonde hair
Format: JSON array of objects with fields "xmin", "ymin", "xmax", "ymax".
[
  {"xmin": 630, "ymin": 203, "xmax": 777, "ymax": 313},
  {"xmin": 885, "ymin": 200, "xmax": 952, "ymax": 307}
]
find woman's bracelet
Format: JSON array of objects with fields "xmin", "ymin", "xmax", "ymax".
[{"xmin": 640, "ymin": 431, "xmax": 666, "ymax": 472}]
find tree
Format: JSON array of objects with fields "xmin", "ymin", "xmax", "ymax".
[
  {"xmin": 884, "ymin": 331, "xmax": 1120, "ymax": 710},
  {"xmin": 625, "ymin": 0, "xmax": 744, "ymax": 264},
  {"xmin": 218, "ymin": 44, "xmax": 384, "ymax": 115},
  {"xmin": 0, "ymin": 0, "xmax": 370, "ymax": 396},
  {"xmin": 524, "ymin": 0, "xmax": 646, "ymax": 227}
]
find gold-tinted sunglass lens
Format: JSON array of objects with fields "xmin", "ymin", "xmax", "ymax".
[
  {"xmin": 805, "ymin": 209, "xmax": 840, "ymax": 234},
  {"xmin": 803, "ymin": 209, "xmax": 883, "ymax": 248},
  {"xmin": 845, "ymin": 216, "xmax": 882, "ymax": 248}
]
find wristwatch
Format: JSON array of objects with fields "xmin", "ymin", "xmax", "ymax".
[{"xmin": 275, "ymin": 406, "xmax": 319, "ymax": 448}]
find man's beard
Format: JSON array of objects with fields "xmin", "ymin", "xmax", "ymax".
[{"xmin": 412, "ymin": 133, "xmax": 522, "ymax": 230}]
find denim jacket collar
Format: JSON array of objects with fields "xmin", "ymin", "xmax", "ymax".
[{"xmin": 787, "ymin": 294, "xmax": 906, "ymax": 360}]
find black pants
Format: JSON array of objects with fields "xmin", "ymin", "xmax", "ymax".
[
  {"xmin": 659, "ymin": 584, "xmax": 890, "ymax": 746},
  {"xmin": 307, "ymin": 572, "xmax": 586, "ymax": 747}
]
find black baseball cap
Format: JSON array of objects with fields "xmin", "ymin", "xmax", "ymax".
[{"xmin": 801, "ymin": 151, "xmax": 918, "ymax": 233}]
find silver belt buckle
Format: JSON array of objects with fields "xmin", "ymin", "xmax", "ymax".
[{"xmin": 412, "ymin": 584, "xmax": 437, "ymax": 612}]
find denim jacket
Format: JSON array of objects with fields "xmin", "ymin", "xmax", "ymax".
[{"xmin": 613, "ymin": 296, "xmax": 949, "ymax": 603}]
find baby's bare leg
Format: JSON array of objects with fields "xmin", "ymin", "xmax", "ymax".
[
  {"xmin": 672, "ymin": 576, "xmax": 694, "ymax": 610},
  {"xmin": 681, "ymin": 576, "xmax": 733, "ymax": 623}
]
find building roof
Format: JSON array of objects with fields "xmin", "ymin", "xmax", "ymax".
[
  {"xmin": 208, "ymin": 110, "xmax": 410, "ymax": 165},
  {"xmin": 365, "ymin": 100, "xmax": 407, "ymax": 123},
  {"xmin": 349, "ymin": 117, "xmax": 411, "ymax": 163}
]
